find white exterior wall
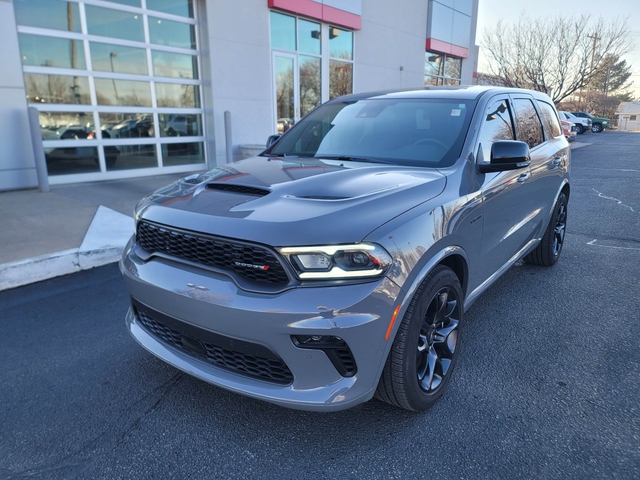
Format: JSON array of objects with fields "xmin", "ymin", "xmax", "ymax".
[
  {"xmin": 201, "ymin": 0, "xmax": 274, "ymax": 165},
  {"xmin": 0, "ymin": 0, "xmax": 37, "ymax": 191},
  {"xmin": 354, "ymin": 0, "xmax": 429, "ymax": 92}
]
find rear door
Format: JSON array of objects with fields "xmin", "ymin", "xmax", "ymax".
[{"xmin": 476, "ymin": 97, "xmax": 535, "ymax": 283}]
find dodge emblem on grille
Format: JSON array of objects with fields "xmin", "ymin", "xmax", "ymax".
[{"xmin": 234, "ymin": 261, "xmax": 270, "ymax": 270}]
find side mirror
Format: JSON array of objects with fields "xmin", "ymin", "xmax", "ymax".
[
  {"xmin": 266, "ymin": 134, "xmax": 281, "ymax": 148},
  {"xmin": 478, "ymin": 140, "xmax": 530, "ymax": 173}
]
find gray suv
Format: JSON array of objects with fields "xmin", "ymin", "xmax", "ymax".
[{"xmin": 121, "ymin": 86, "xmax": 570, "ymax": 411}]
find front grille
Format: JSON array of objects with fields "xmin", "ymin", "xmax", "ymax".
[
  {"xmin": 136, "ymin": 221, "xmax": 289, "ymax": 285},
  {"xmin": 206, "ymin": 183, "xmax": 270, "ymax": 196},
  {"xmin": 134, "ymin": 300, "xmax": 294, "ymax": 385}
]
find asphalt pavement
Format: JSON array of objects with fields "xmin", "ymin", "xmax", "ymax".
[{"xmin": 1, "ymin": 132, "xmax": 639, "ymax": 479}]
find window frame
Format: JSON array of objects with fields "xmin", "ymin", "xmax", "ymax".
[
  {"xmin": 424, "ymin": 51, "xmax": 462, "ymax": 86},
  {"xmin": 269, "ymin": 11, "xmax": 355, "ymax": 133},
  {"xmin": 15, "ymin": 0, "xmax": 206, "ymax": 183}
]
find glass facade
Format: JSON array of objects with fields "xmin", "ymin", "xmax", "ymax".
[
  {"xmin": 424, "ymin": 51, "xmax": 462, "ymax": 86},
  {"xmin": 14, "ymin": 0, "xmax": 205, "ymax": 178},
  {"xmin": 270, "ymin": 12, "xmax": 353, "ymax": 133}
]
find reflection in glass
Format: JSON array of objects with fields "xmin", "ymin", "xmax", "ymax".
[
  {"xmin": 155, "ymin": 83, "xmax": 199, "ymax": 107},
  {"xmin": 91, "ymin": 43, "xmax": 148, "ymax": 75},
  {"xmin": 14, "ymin": 0, "xmax": 81, "ymax": 32},
  {"xmin": 39, "ymin": 112, "xmax": 95, "ymax": 141},
  {"xmin": 329, "ymin": 60, "xmax": 352, "ymax": 99},
  {"xmin": 299, "ymin": 56, "xmax": 320, "ymax": 117},
  {"xmin": 162, "ymin": 142, "xmax": 205, "ymax": 165},
  {"xmin": 425, "ymin": 52, "xmax": 443, "ymax": 77},
  {"xmin": 298, "ymin": 19, "xmax": 321, "ymax": 55},
  {"xmin": 107, "ymin": 144, "xmax": 157, "ymax": 171},
  {"xmin": 159, "ymin": 114, "xmax": 202, "ymax": 137},
  {"xmin": 152, "ymin": 51, "xmax": 198, "ymax": 79},
  {"xmin": 99, "ymin": 113, "xmax": 154, "ymax": 139},
  {"xmin": 147, "ymin": 0, "xmax": 194, "ymax": 18},
  {"xmin": 25, "ymin": 74, "xmax": 90, "ymax": 104},
  {"xmin": 443, "ymin": 78, "xmax": 461, "ymax": 86},
  {"xmin": 424, "ymin": 75, "xmax": 440, "ymax": 86},
  {"xmin": 149, "ymin": 17, "xmax": 195, "ymax": 49},
  {"xmin": 19, "ymin": 34, "xmax": 85, "ymax": 69},
  {"xmin": 275, "ymin": 56, "xmax": 294, "ymax": 133},
  {"xmin": 95, "ymin": 78, "xmax": 152, "ymax": 106},
  {"xmin": 270, "ymin": 12, "xmax": 296, "ymax": 51},
  {"xmin": 444, "ymin": 57, "xmax": 461, "ymax": 80},
  {"xmin": 329, "ymin": 27, "xmax": 353, "ymax": 60},
  {"xmin": 86, "ymin": 6, "xmax": 144, "ymax": 42},
  {"xmin": 45, "ymin": 146, "xmax": 100, "ymax": 175},
  {"xmin": 513, "ymin": 99, "xmax": 544, "ymax": 148}
]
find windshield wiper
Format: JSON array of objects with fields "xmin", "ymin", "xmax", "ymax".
[{"xmin": 314, "ymin": 155, "xmax": 395, "ymax": 165}]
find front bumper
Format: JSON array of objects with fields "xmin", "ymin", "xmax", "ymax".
[{"xmin": 120, "ymin": 237, "xmax": 401, "ymax": 411}]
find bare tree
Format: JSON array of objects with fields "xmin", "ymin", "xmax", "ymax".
[{"xmin": 482, "ymin": 15, "xmax": 634, "ymax": 103}]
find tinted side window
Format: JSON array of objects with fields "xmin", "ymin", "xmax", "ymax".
[
  {"xmin": 477, "ymin": 99, "xmax": 514, "ymax": 163},
  {"xmin": 513, "ymin": 98, "xmax": 544, "ymax": 149},
  {"xmin": 537, "ymin": 101, "xmax": 562, "ymax": 138}
]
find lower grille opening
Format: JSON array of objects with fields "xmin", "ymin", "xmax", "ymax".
[
  {"xmin": 292, "ymin": 335, "xmax": 357, "ymax": 377},
  {"xmin": 133, "ymin": 299, "xmax": 293, "ymax": 385}
]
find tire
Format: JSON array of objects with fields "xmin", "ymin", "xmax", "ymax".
[
  {"xmin": 375, "ymin": 265, "xmax": 463, "ymax": 411},
  {"xmin": 577, "ymin": 124, "xmax": 585, "ymax": 135},
  {"xmin": 524, "ymin": 192, "xmax": 568, "ymax": 266},
  {"xmin": 592, "ymin": 123, "xmax": 603, "ymax": 133}
]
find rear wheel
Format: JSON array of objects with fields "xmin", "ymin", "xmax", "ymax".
[
  {"xmin": 375, "ymin": 265, "xmax": 463, "ymax": 411},
  {"xmin": 525, "ymin": 192, "xmax": 567, "ymax": 266}
]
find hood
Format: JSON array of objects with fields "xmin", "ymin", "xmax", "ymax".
[{"xmin": 137, "ymin": 156, "xmax": 446, "ymax": 246}]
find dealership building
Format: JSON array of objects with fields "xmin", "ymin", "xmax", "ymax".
[{"xmin": 0, "ymin": 0, "xmax": 479, "ymax": 191}]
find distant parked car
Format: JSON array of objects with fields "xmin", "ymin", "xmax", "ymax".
[
  {"xmin": 121, "ymin": 86, "xmax": 571, "ymax": 412},
  {"xmin": 572, "ymin": 111, "xmax": 610, "ymax": 133},
  {"xmin": 560, "ymin": 119, "xmax": 577, "ymax": 141},
  {"xmin": 558, "ymin": 111, "xmax": 591, "ymax": 135}
]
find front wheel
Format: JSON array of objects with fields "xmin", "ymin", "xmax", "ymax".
[
  {"xmin": 524, "ymin": 192, "xmax": 568, "ymax": 266},
  {"xmin": 577, "ymin": 124, "xmax": 585, "ymax": 135},
  {"xmin": 375, "ymin": 265, "xmax": 463, "ymax": 411},
  {"xmin": 592, "ymin": 123, "xmax": 603, "ymax": 133}
]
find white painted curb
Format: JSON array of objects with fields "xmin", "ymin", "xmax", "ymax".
[{"xmin": 0, "ymin": 206, "xmax": 133, "ymax": 291}]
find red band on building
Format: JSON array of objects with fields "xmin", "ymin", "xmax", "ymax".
[
  {"xmin": 268, "ymin": 0, "xmax": 362, "ymax": 30},
  {"xmin": 426, "ymin": 38, "xmax": 469, "ymax": 59}
]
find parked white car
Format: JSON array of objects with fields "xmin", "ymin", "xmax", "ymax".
[{"xmin": 558, "ymin": 111, "xmax": 591, "ymax": 135}]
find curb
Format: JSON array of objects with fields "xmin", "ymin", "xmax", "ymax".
[{"xmin": 0, "ymin": 247, "xmax": 123, "ymax": 291}]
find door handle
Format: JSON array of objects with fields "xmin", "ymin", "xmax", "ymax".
[{"xmin": 517, "ymin": 173, "xmax": 530, "ymax": 183}]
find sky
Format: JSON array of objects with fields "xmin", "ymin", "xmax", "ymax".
[{"xmin": 476, "ymin": 0, "xmax": 640, "ymax": 99}]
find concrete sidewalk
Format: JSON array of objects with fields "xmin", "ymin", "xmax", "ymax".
[{"xmin": 0, "ymin": 173, "xmax": 193, "ymax": 291}]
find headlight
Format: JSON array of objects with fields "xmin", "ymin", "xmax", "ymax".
[{"xmin": 278, "ymin": 244, "xmax": 392, "ymax": 280}]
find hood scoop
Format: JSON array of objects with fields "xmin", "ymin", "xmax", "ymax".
[{"xmin": 206, "ymin": 183, "xmax": 270, "ymax": 196}]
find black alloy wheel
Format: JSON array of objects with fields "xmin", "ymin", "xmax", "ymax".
[
  {"xmin": 552, "ymin": 202, "xmax": 567, "ymax": 257},
  {"xmin": 376, "ymin": 265, "xmax": 464, "ymax": 411},
  {"xmin": 416, "ymin": 287, "xmax": 459, "ymax": 393},
  {"xmin": 524, "ymin": 192, "xmax": 568, "ymax": 266}
]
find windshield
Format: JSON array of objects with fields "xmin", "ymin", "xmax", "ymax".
[{"xmin": 266, "ymin": 98, "xmax": 475, "ymax": 167}]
